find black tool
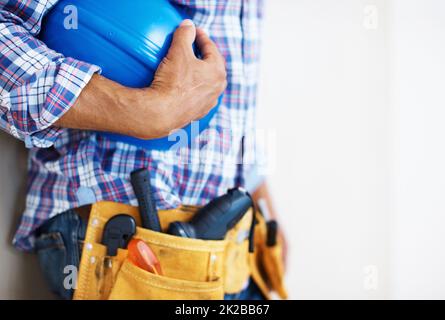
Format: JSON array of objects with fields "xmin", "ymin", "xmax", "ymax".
[
  {"xmin": 266, "ymin": 220, "xmax": 278, "ymax": 247},
  {"xmin": 102, "ymin": 214, "xmax": 136, "ymax": 256},
  {"xmin": 168, "ymin": 188, "xmax": 253, "ymax": 241},
  {"xmin": 131, "ymin": 168, "xmax": 161, "ymax": 232},
  {"xmin": 257, "ymin": 198, "xmax": 279, "ymax": 247}
]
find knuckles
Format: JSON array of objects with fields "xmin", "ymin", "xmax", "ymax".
[{"xmin": 149, "ymin": 46, "xmax": 227, "ymax": 134}]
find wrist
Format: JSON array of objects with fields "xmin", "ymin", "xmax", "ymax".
[{"xmin": 120, "ymin": 86, "xmax": 174, "ymax": 139}]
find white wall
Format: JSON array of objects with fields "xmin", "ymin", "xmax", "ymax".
[
  {"xmin": 258, "ymin": 0, "xmax": 391, "ymax": 299},
  {"xmin": 259, "ymin": 0, "xmax": 445, "ymax": 300},
  {"xmin": 389, "ymin": 0, "xmax": 445, "ymax": 299}
]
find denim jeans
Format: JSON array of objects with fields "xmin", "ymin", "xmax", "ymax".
[
  {"xmin": 35, "ymin": 210, "xmax": 264, "ymax": 300},
  {"xmin": 35, "ymin": 210, "xmax": 86, "ymax": 300}
]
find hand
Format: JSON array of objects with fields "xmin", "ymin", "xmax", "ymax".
[
  {"xmin": 134, "ymin": 19, "xmax": 227, "ymax": 139},
  {"xmin": 57, "ymin": 20, "xmax": 226, "ymax": 140}
]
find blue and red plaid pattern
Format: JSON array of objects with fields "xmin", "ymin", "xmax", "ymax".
[{"xmin": 0, "ymin": 0, "xmax": 264, "ymax": 251}]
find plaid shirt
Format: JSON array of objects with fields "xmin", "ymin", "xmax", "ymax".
[{"xmin": 0, "ymin": 0, "xmax": 264, "ymax": 251}]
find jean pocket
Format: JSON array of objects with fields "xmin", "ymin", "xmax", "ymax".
[{"xmin": 35, "ymin": 232, "xmax": 71, "ymax": 299}]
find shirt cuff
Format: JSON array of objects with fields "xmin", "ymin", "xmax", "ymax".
[{"xmin": 28, "ymin": 57, "xmax": 101, "ymax": 148}]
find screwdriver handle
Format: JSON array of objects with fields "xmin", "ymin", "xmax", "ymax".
[{"xmin": 131, "ymin": 168, "xmax": 161, "ymax": 232}]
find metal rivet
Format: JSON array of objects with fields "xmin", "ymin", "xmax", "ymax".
[
  {"xmin": 86, "ymin": 243, "xmax": 93, "ymax": 251},
  {"xmin": 90, "ymin": 256, "xmax": 96, "ymax": 264},
  {"xmin": 91, "ymin": 218, "xmax": 99, "ymax": 227}
]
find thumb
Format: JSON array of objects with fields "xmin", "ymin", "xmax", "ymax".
[{"xmin": 169, "ymin": 19, "xmax": 196, "ymax": 56}]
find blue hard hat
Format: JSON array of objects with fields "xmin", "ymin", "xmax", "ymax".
[{"xmin": 40, "ymin": 0, "xmax": 220, "ymax": 150}]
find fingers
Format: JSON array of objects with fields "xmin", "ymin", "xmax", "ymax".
[
  {"xmin": 169, "ymin": 22, "xmax": 224, "ymax": 65},
  {"xmin": 169, "ymin": 19, "xmax": 196, "ymax": 57},
  {"xmin": 195, "ymin": 28, "xmax": 223, "ymax": 62}
]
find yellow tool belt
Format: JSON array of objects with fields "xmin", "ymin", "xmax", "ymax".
[{"xmin": 74, "ymin": 201, "xmax": 287, "ymax": 300}]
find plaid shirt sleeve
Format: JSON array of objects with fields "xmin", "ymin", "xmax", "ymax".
[{"xmin": 0, "ymin": 0, "xmax": 100, "ymax": 148}]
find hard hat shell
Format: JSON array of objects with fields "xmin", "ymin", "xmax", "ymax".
[{"xmin": 40, "ymin": 0, "xmax": 220, "ymax": 150}]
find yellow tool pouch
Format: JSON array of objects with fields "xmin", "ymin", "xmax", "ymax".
[
  {"xmin": 73, "ymin": 201, "xmax": 287, "ymax": 300},
  {"xmin": 252, "ymin": 214, "xmax": 288, "ymax": 299}
]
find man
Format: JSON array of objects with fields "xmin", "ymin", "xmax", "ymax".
[{"xmin": 0, "ymin": 0, "xmax": 285, "ymax": 299}]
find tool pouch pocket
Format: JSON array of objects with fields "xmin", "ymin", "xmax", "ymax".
[
  {"xmin": 74, "ymin": 202, "xmax": 251, "ymax": 300},
  {"xmin": 260, "ymin": 239, "xmax": 287, "ymax": 299},
  {"xmin": 109, "ymin": 259, "xmax": 223, "ymax": 300},
  {"xmin": 109, "ymin": 226, "xmax": 226, "ymax": 300},
  {"xmin": 251, "ymin": 214, "xmax": 288, "ymax": 300}
]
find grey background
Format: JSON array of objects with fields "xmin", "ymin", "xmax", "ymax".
[{"xmin": 0, "ymin": 134, "xmax": 53, "ymax": 299}]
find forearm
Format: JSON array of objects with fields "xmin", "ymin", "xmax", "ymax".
[{"xmin": 55, "ymin": 74, "xmax": 167, "ymax": 139}]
